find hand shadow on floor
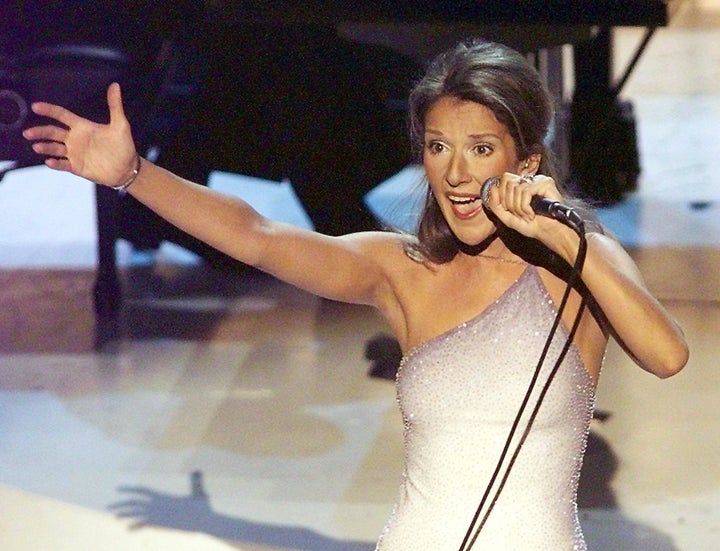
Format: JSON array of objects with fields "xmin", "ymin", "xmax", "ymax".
[{"xmin": 108, "ymin": 472, "xmax": 374, "ymax": 551}]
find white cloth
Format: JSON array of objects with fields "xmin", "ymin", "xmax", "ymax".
[{"xmin": 376, "ymin": 266, "xmax": 595, "ymax": 550}]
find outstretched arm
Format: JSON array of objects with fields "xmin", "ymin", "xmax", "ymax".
[{"xmin": 23, "ymin": 83, "xmax": 396, "ymax": 306}]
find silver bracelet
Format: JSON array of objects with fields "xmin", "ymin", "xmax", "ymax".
[{"xmin": 111, "ymin": 155, "xmax": 141, "ymax": 191}]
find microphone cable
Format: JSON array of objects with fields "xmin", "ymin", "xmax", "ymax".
[{"xmin": 458, "ymin": 217, "xmax": 588, "ymax": 551}]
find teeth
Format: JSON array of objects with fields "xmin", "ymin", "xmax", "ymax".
[{"xmin": 449, "ymin": 196, "xmax": 479, "ymax": 205}]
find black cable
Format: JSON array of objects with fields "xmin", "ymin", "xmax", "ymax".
[{"xmin": 459, "ymin": 220, "xmax": 588, "ymax": 551}]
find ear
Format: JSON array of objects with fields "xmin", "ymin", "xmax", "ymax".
[{"xmin": 518, "ymin": 153, "xmax": 542, "ymax": 175}]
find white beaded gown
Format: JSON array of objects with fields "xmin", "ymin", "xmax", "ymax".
[{"xmin": 375, "ymin": 265, "xmax": 596, "ymax": 551}]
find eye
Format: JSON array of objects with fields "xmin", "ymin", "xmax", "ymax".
[
  {"xmin": 472, "ymin": 143, "xmax": 493, "ymax": 156},
  {"xmin": 425, "ymin": 140, "xmax": 446, "ymax": 155}
]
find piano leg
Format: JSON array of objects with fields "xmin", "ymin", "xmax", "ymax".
[
  {"xmin": 93, "ymin": 184, "xmax": 123, "ymax": 350},
  {"xmin": 570, "ymin": 27, "xmax": 640, "ymax": 205}
]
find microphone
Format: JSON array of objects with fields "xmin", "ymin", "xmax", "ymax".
[{"xmin": 480, "ymin": 176, "xmax": 584, "ymax": 231}]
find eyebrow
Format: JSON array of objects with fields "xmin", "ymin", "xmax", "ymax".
[{"xmin": 424, "ymin": 129, "xmax": 503, "ymax": 141}]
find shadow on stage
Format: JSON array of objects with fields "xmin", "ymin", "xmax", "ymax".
[
  {"xmin": 106, "ymin": 430, "xmax": 679, "ymax": 551},
  {"xmin": 101, "ymin": 331, "xmax": 678, "ymax": 551},
  {"xmin": 578, "ymin": 418, "xmax": 680, "ymax": 551},
  {"xmin": 105, "ymin": 411, "xmax": 679, "ymax": 551},
  {"xmin": 108, "ymin": 472, "xmax": 374, "ymax": 550}
]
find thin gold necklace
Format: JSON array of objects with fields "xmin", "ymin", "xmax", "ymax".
[{"xmin": 477, "ymin": 253, "xmax": 527, "ymax": 265}]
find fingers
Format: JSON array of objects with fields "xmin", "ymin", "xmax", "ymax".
[
  {"xmin": 30, "ymin": 139, "xmax": 66, "ymax": 158},
  {"xmin": 492, "ymin": 172, "xmax": 560, "ymax": 222},
  {"xmin": 23, "ymin": 124, "xmax": 67, "ymax": 143},
  {"xmin": 43, "ymin": 157, "xmax": 73, "ymax": 172},
  {"xmin": 23, "ymin": 82, "xmax": 125, "ymax": 141},
  {"xmin": 21, "ymin": 83, "xmax": 136, "ymax": 184},
  {"xmin": 25, "ymin": 125, "xmax": 69, "ymax": 162},
  {"xmin": 22, "ymin": 125, "xmax": 72, "ymax": 171},
  {"xmin": 28, "ymin": 100, "xmax": 80, "ymax": 127},
  {"xmin": 29, "ymin": 81, "xmax": 120, "ymax": 124},
  {"xmin": 507, "ymin": 177, "xmax": 533, "ymax": 218},
  {"xmin": 107, "ymin": 82, "xmax": 128, "ymax": 127},
  {"xmin": 492, "ymin": 173, "xmax": 534, "ymax": 220}
]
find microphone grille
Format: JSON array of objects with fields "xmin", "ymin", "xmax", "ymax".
[{"xmin": 480, "ymin": 176, "xmax": 500, "ymax": 206}]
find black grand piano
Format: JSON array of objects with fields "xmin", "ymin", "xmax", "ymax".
[{"xmin": 0, "ymin": 1, "xmax": 681, "ymax": 347}]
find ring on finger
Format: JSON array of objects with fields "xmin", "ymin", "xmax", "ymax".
[{"xmin": 520, "ymin": 174, "xmax": 535, "ymax": 185}]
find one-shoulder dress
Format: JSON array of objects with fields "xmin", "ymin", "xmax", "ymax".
[{"xmin": 375, "ymin": 265, "xmax": 596, "ymax": 551}]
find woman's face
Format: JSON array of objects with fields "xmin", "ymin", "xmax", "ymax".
[{"xmin": 423, "ymin": 96, "xmax": 526, "ymax": 246}]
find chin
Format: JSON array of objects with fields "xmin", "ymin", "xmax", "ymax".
[
  {"xmin": 449, "ymin": 219, "xmax": 493, "ymax": 242},
  {"xmin": 453, "ymin": 229, "xmax": 495, "ymax": 249}
]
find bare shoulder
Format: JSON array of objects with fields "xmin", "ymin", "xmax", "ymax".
[
  {"xmin": 586, "ymin": 231, "xmax": 643, "ymax": 273},
  {"xmin": 343, "ymin": 230, "xmax": 431, "ymax": 284},
  {"xmin": 342, "ymin": 229, "xmax": 416, "ymax": 248},
  {"xmin": 342, "ymin": 230, "xmax": 420, "ymax": 265},
  {"xmin": 346, "ymin": 231, "xmax": 432, "ymax": 345}
]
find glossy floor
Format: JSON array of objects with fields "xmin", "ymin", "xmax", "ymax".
[{"xmin": 1, "ymin": 2, "xmax": 719, "ymax": 549}]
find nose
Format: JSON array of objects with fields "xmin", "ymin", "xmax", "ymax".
[{"xmin": 445, "ymin": 152, "xmax": 470, "ymax": 188}]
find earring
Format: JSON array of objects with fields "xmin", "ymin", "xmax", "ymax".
[{"xmin": 523, "ymin": 159, "xmax": 530, "ymax": 169}]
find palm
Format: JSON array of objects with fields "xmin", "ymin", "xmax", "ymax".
[
  {"xmin": 24, "ymin": 83, "xmax": 136, "ymax": 187},
  {"xmin": 69, "ymin": 115, "xmax": 133, "ymax": 184}
]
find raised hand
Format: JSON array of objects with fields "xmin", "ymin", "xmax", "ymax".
[
  {"xmin": 484, "ymin": 173, "xmax": 559, "ymax": 229},
  {"xmin": 482, "ymin": 171, "xmax": 582, "ymax": 260},
  {"xmin": 22, "ymin": 82, "xmax": 138, "ymax": 188}
]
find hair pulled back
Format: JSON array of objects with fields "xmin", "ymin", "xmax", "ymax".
[{"xmin": 408, "ymin": 40, "xmax": 570, "ymax": 263}]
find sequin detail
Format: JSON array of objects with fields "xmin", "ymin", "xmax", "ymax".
[{"xmin": 375, "ymin": 265, "xmax": 595, "ymax": 550}]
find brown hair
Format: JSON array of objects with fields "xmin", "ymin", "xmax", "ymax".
[{"xmin": 407, "ymin": 39, "xmax": 601, "ymax": 264}]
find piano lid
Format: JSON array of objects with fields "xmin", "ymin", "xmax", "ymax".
[{"xmin": 206, "ymin": 0, "xmax": 679, "ymax": 28}]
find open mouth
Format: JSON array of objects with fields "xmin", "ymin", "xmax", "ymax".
[{"xmin": 448, "ymin": 195, "xmax": 483, "ymax": 218}]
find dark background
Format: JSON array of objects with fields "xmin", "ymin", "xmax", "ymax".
[{"xmin": 1, "ymin": 0, "xmax": 418, "ymax": 237}]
